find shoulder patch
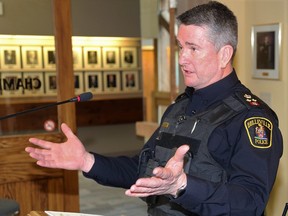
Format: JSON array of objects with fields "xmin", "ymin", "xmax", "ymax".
[{"xmin": 244, "ymin": 117, "xmax": 273, "ymax": 148}]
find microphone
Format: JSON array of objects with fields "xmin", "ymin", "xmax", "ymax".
[{"xmin": 0, "ymin": 92, "xmax": 93, "ymax": 121}]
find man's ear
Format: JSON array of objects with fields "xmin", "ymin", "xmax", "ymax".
[{"xmin": 219, "ymin": 45, "xmax": 234, "ymax": 68}]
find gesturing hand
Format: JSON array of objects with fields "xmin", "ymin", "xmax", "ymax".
[
  {"xmin": 25, "ymin": 123, "xmax": 94, "ymax": 172},
  {"xmin": 125, "ymin": 145, "xmax": 189, "ymax": 198}
]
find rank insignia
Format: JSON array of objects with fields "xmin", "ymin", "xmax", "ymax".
[
  {"xmin": 244, "ymin": 117, "xmax": 272, "ymax": 148},
  {"xmin": 244, "ymin": 94, "xmax": 260, "ymax": 106}
]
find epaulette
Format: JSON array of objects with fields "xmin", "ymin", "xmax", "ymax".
[
  {"xmin": 174, "ymin": 92, "xmax": 188, "ymax": 103},
  {"xmin": 235, "ymin": 91, "xmax": 279, "ymax": 123},
  {"xmin": 234, "ymin": 91, "xmax": 266, "ymax": 109}
]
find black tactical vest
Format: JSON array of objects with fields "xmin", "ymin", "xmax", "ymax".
[{"xmin": 138, "ymin": 91, "xmax": 266, "ymax": 216}]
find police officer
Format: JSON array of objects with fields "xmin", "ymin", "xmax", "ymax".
[{"xmin": 26, "ymin": 1, "xmax": 283, "ymax": 215}]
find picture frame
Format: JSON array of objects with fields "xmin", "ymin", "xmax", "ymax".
[
  {"xmin": 43, "ymin": 46, "xmax": 56, "ymax": 70},
  {"xmin": 0, "ymin": 72, "xmax": 23, "ymax": 97},
  {"xmin": 45, "ymin": 72, "xmax": 57, "ymax": 95},
  {"xmin": 0, "ymin": 46, "xmax": 21, "ymax": 70},
  {"xmin": 103, "ymin": 71, "xmax": 120, "ymax": 92},
  {"xmin": 73, "ymin": 47, "xmax": 83, "ymax": 70},
  {"xmin": 23, "ymin": 72, "xmax": 44, "ymax": 96},
  {"xmin": 74, "ymin": 72, "xmax": 84, "ymax": 95},
  {"xmin": 120, "ymin": 47, "xmax": 138, "ymax": 68},
  {"xmin": 122, "ymin": 71, "xmax": 139, "ymax": 91},
  {"xmin": 102, "ymin": 47, "xmax": 120, "ymax": 69},
  {"xmin": 21, "ymin": 46, "xmax": 43, "ymax": 70},
  {"xmin": 252, "ymin": 23, "xmax": 281, "ymax": 79},
  {"xmin": 84, "ymin": 71, "xmax": 102, "ymax": 94},
  {"xmin": 83, "ymin": 47, "xmax": 102, "ymax": 69}
]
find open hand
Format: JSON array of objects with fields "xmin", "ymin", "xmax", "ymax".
[
  {"xmin": 25, "ymin": 123, "xmax": 94, "ymax": 172},
  {"xmin": 125, "ymin": 145, "xmax": 189, "ymax": 197}
]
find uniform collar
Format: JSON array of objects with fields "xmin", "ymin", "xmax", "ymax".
[{"xmin": 184, "ymin": 70, "xmax": 240, "ymax": 103}]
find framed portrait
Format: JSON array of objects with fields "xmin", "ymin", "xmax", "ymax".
[
  {"xmin": 83, "ymin": 47, "xmax": 102, "ymax": 69},
  {"xmin": 84, "ymin": 71, "xmax": 102, "ymax": 94},
  {"xmin": 21, "ymin": 46, "xmax": 43, "ymax": 70},
  {"xmin": 102, "ymin": 47, "xmax": 120, "ymax": 69},
  {"xmin": 45, "ymin": 72, "xmax": 57, "ymax": 95},
  {"xmin": 73, "ymin": 47, "xmax": 83, "ymax": 70},
  {"xmin": 0, "ymin": 46, "xmax": 21, "ymax": 70},
  {"xmin": 103, "ymin": 71, "xmax": 120, "ymax": 92},
  {"xmin": 43, "ymin": 46, "xmax": 56, "ymax": 70},
  {"xmin": 23, "ymin": 72, "xmax": 44, "ymax": 96},
  {"xmin": 120, "ymin": 47, "xmax": 138, "ymax": 68},
  {"xmin": 74, "ymin": 72, "xmax": 84, "ymax": 95},
  {"xmin": 252, "ymin": 23, "xmax": 281, "ymax": 79},
  {"xmin": 122, "ymin": 71, "xmax": 139, "ymax": 91},
  {"xmin": 0, "ymin": 72, "xmax": 23, "ymax": 97}
]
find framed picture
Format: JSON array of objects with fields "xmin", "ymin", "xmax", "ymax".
[
  {"xmin": 45, "ymin": 72, "xmax": 57, "ymax": 95},
  {"xmin": 73, "ymin": 47, "xmax": 83, "ymax": 70},
  {"xmin": 74, "ymin": 72, "xmax": 84, "ymax": 95},
  {"xmin": 43, "ymin": 46, "xmax": 56, "ymax": 70},
  {"xmin": 122, "ymin": 71, "xmax": 139, "ymax": 91},
  {"xmin": 252, "ymin": 23, "xmax": 281, "ymax": 79},
  {"xmin": 83, "ymin": 47, "xmax": 102, "ymax": 69},
  {"xmin": 84, "ymin": 71, "xmax": 102, "ymax": 94},
  {"xmin": 121, "ymin": 47, "xmax": 138, "ymax": 68},
  {"xmin": 0, "ymin": 46, "xmax": 21, "ymax": 70},
  {"xmin": 102, "ymin": 47, "xmax": 120, "ymax": 69},
  {"xmin": 21, "ymin": 46, "xmax": 43, "ymax": 70},
  {"xmin": 103, "ymin": 71, "xmax": 120, "ymax": 92},
  {"xmin": 0, "ymin": 72, "xmax": 23, "ymax": 97},
  {"xmin": 23, "ymin": 72, "xmax": 44, "ymax": 96}
]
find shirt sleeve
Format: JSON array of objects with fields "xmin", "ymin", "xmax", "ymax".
[
  {"xmin": 82, "ymin": 105, "xmax": 173, "ymax": 189},
  {"xmin": 83, "ymin": 153, "xmax": 139, "ymax": 189},
  {"xmin": 173, "ymin": 108, "xmax": 283, "ymax": 215}
]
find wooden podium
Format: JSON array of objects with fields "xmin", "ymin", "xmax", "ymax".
[
  {"xmin": 28, "ymin": 211, "xmax": 47, "ymax": 216},
  {"xmin": 0, "ymin": 1, "xmax": 79, "ymax": 215}
]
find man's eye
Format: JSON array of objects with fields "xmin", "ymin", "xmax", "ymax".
[{"xmin": 190, "ymin": 47, "xmax": 196, "ymax": 51}]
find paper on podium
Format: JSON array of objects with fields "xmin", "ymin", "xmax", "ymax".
[{"xmin": 45, "ymin": 211, "xmax": 103, "ymax": 216}]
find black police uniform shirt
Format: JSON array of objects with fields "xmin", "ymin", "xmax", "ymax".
[{"xmin": 83, "ymin": 70, "xmax": 283, "ymax": 216}]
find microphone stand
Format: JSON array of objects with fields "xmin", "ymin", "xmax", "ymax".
[
  {"xmin": 0, "ymin": 92, "xmax": 93, "ymax": 121},
  {"xmin": 0, "ymin": 99, "xmax": 72, "ymax": 121}
]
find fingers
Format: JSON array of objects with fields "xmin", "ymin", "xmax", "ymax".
[
  {"xmin": 127, "ymin": 145, "xmax": 190, "ymax": 198},
  {"xmin": 173, "ymin": 145, "xmax": 190, "ymax": 162},
  {"xmin": 27, "ymin": 138, "xmax": 52, "ymax": 150},
  {"xmin": 152, "ymin": 145, "xmax": 190, "ymax": 178},
  {"xmin": 126, "ymin": 179, "xmax": 162, "ymax": 197},
  {"xmin": 135, "ymin": 177, "xmax": 161, "ymax": 188},
  {"xmin": 26, "ymin": 123, "xmax": 74, "ymax": 151},
  {"xmin": 61, "ymin": 123, "xmax": 76, "ymax": 139}
]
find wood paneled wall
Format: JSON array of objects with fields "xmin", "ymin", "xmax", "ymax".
[{"xmin": 0, "ymin": 133, "xmax": 77, "ymax": 215}]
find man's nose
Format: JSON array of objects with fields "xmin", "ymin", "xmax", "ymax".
[{"xmin": 178, "ymin": 50, "xmax": 189, "ymax": 66}]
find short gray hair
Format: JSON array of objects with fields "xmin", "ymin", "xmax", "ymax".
[{"xmin": 177, "ymin": 1, "xmax": 238, "ymax": 59}]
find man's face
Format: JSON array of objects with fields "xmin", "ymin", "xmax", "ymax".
[{"xmin": 177, "ymin": 24, "xmax": 224, "ymax": 90}]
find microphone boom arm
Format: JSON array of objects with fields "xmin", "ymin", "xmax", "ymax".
[
  {"xmin": 0, "ymin": 92, "xmax": 93, "ymax": 121},
  {"xmin": 0, "ymin": 99, "xmax": 71, "ymax": 121}
]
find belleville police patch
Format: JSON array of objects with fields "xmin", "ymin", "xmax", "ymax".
[{"xmin": 244, "ymin": 117, "xmax": 273, "ymax": 148}]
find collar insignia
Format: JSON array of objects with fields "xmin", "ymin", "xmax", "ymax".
[
  {"xmin": 161, "ymin": 122, "xmax": 169, "ymax": 128},
  {"xmin": 244, "ymin": 117, "xmax": 272, "ymax": 148}
]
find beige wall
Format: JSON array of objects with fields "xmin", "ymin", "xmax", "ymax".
[
  {"xmin": 0, "ymin": 0, "xmax": 140, "ymax": 37},
  {"xmin": 220, "ymin": 0, "xmax": 288, "ymax": 215}
]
